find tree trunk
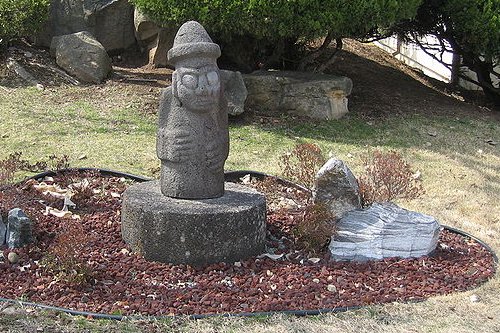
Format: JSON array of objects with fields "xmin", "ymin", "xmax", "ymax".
[
  {"xmin": 298, "ymin": 32, "xmax": 333, "ymax": 71},
  {"xmin": 315, "ymin": 38, "xmax": 343, "ymax": 73},
  {"xmin": 450, "ymin": 53, "xmax": 461, "ymax": 86},
  {"xmin": 445, "ymin": 31, "xmax": 499, "ymax": 107},
  {"xmin": 262, "ymin": 39, "xmax": 285, "ymax": 70},
  {"xmin": 473, "ymin": 61, "xmax": 500, "ymax": 106}
]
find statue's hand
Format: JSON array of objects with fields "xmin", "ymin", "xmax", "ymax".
[{"xmin": 158, "ymin": 128, "xmax": 195, "ymax": 163}]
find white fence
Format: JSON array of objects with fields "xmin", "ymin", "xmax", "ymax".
[{"xmin": 374, "ymin": 36, "xmax": 499, "ymax": 91}]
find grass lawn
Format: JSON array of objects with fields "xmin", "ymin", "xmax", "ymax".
[{"xmin": 0, "ymin": 41, "xmax": 499, "ymax": 332}]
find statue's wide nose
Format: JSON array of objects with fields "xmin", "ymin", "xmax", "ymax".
[{"xmin": 196, "ymin": 74, "xmax": 209, "ymax": 95}]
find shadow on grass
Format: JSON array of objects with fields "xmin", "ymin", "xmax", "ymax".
[
  {"xmin": 456, "ymin": 154, "xmax": 500, "ymax": 195},
  {"xmin": 229, "ymin": 108, "xmax": 499, "ymax": 188}
]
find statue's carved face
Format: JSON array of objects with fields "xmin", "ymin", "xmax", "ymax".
[{"xmin": 174, "ymin": 61, "xmax": 221, "ymax": 112}]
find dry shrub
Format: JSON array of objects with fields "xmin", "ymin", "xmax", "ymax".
[
  {"xmin": 281, "ymin": 143, "xmax": 326, "ymax": 188},
  {"xmin": 0, "ymin": 153, "xmax": 22, "ymax": 185},
  {"xmin": 358, "ymin": 150, "xmax": 424, "ymax": 207},
  {"xmin": 293, "ymin": 202, "xmax": 335, "ymax": 253},
  {"xmin": 57, "ymin": 170, "xmax": 100, "ymax": 204},
  {"xmin": 0, "ymin": 152, "xmax": 70, "ymax": 185},
  {"xmin": 279, "ymin": 144, "xmax": 333, "ymax": 252},
  {"xmin": 252, "ymin": 176, "xmax": 282, "ymax": 203},
  {"xmin": 45, "ymin": 154, "xmax": 71, "ymax": 171},
  {"xmin": 43, "ymin": 220, "xmax": 93, "ymax": 285}
]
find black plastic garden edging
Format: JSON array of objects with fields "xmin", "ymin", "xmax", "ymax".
[
  {"xmin": 0, "ymin": 168, "xmax": 495, "ymax": 321},
  {"xmin": 26, "ymin": 168, "xmax": 310, "ymax": 193},
  {"xmin": 26, "ymin": 168, "xmax": 152, "ymax": 183}
]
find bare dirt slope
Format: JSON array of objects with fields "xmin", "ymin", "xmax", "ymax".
[{"xmin": 329, "ymin": 40, "xmax": 498, "ymax": 118}]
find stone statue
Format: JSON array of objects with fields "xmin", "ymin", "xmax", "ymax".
[
  {"xmin": 121, "ymin": 21, "xmax": 266, "ymax": 265},
  {"xmin": 157, "ymin": 21, "xmax": 229, "ymax": 199}
]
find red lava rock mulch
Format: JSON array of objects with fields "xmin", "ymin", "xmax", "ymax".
[{"xmin": 0, "ymin": 171, "xmax": 496, "ymax": 316}]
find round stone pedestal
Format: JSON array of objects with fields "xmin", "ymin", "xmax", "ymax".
[{"xmin": 121, "ymin": 181, "xmax": 266, "ymax": 266}]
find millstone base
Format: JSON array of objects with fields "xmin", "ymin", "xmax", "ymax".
[{"xmin": 121, "ymin": 181, "xmax": 266, "ymax": 266}]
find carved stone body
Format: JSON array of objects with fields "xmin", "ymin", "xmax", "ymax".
[
  {"xmin": 156, "ymin": 21, "xmax": 229, "ymax": 199},
  {"xmin": 157, "ymin": 89, "xmax": 228, "ymax": 198}
]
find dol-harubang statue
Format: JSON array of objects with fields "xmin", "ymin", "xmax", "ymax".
[{"xmin": 157, "ymin": 21, "xmax": 229, "ymax": 199}]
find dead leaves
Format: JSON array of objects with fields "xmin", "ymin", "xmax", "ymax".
[{"xmin": 29, "ymin": 175, "xmax": 119, "ymax": 219}]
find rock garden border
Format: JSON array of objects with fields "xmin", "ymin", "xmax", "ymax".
[{"xmin": 0, "ymin": 168, "xmax": 496, "ymax": 320}]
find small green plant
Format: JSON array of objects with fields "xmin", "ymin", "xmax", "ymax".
[
  {"xmin": 358, "ymin": 150, "xmax": 424, "ymax": 207},
  {"xmin": 280, "ymin": 143, "xmax": 326, "ymax": 189},
  {"xmin": 42, "ymin": 219, "xmax": 93, "ymax": 285},
  {"xmin": 293, "ymin": 202, "xmax": 335, "ymax": 253}
]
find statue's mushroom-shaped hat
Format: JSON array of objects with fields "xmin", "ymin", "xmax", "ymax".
[{"xmin": 167, "ymin": 21, "xmax": 221, "ymax": 66}]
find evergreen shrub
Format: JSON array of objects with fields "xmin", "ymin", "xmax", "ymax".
[
  {"xmin": 131, "ymin": 0, "xmax": 422, "ymax": 71},
  {"xmin": 0, "ymin": 0, "xmax": 50, "ymax": 45}
]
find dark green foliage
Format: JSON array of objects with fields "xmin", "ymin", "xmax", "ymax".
[
  {"xmin": 131, "ymin": 0, "xmax": 422, "ymax": 71},
  {"xmin": 392, "ymin": 0, "xmax": 500, "ymax": 105},
  {"xmin": 132, "ymin": 0, "xmax": 422, "ymax": 40},
  {"xmin": 0, "ymin": 0, "xmax": 50, "ymax": 45}
]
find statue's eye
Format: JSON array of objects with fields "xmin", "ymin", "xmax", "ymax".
[
  {"xmin": 207, "ymin": 71, "xmax": 219, "ymax": 86},
  {"xmin": 182, "ymin": 74, "xmax": 197, "ymax": 89}
]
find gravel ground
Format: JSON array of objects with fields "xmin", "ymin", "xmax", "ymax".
[{"xmin": 0, "ymin": 171, "xmax": 495, "ymax": 317}]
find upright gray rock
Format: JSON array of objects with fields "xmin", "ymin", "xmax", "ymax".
[
  {"xmin": 313, "ymin": 157, "xmax": 362, "ymax": 220},
  {"xmin": 36, "ymin": 0, "xmax": 86, "ymax": 47},
  {"xmin": 157, "ymin": 21, "xmax": 229, "ymax": 199},
  {"xmin": 7, "ymin": 209, "xmax": 34, "ymax": 249},
  {"xmin": 0, "ymin": 215, "xmax": 6, "ymax": 246},
  {"xmin": 244, "ymin": 71, "xmax": 353, "ymax": 120},
  {"xmin": 220, "ymin": 70, "xmax": 248, "ymax": 116},
  {"xmin": 134, "ymin": 8, "xmax": 176, "ymax": 68},
  {"xmin": 134, "ymin": 8, "xmax": 160, "ymax": 43},
  {"xmin": 89, "ymin": 0, "xmax": 136, "ymax": 53},
  {"xmin": 329, "ymin": 202, "xmax": 441, "ymax": 261},
  {"xmin": 37, "ymin": 0, "xmax": 135, "ymax": 54},
  {"xmin": 51, "ymin": 31, "xmax": 112, "ymax": 83}
]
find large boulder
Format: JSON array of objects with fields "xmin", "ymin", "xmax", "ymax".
[
  {"xmin": 134, "ymin": 8, "xmax": 160, "ymax": 42},
  {"xmin": 243, "ymin": 71, "xmax": 353, "ymax": 120},
  {"xmin": 6, "ymin": 209, "xmax": 34, "ymax": 249},
  {"xmin": 89, "ymin": 0, "xmax": 136, "ymax": 53},
  {"xmin": 37, "ymin": 0, "xmax": 86, "ymax": 46},
  {"xmin": 329, "ymin": 202, "xmax": 441, "ymax": 261},
  {"xmin": 37, "ymin": 0, "xmax": 135, "ymax": 54},
  {"xmin": 51, "ymin": 31, "xmax": 112, "ymax": 83},
  {"xmin": 313, "ymin": 157, "xmax": 362, "ymax": 220},
  {"xmin": 220, "ymin": 70, "xmax": 248, "ymax": 116}
]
